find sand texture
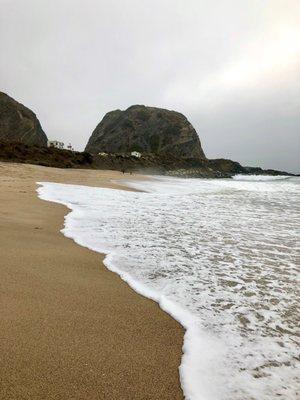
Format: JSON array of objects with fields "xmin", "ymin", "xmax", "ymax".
[{"xmin": 0, "ymin": 162, "xmax": 184, "ymax": 400}]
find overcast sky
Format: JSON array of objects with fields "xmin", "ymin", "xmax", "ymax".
[{"xmin": 1, "ymin": 0, "xmax": 299, "ymax": 172}]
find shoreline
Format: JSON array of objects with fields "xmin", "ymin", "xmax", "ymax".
[
  {"xmin": 38, "ymin": 180, "xmax": 222, "ymax": 400},
  {"xmin": 0, "ymin": 162, "xmax": 184, "ymax": 399}
]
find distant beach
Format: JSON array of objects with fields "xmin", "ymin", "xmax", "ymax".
[{"xmin": 0, "ymin": 162, "xmax": 183, "ymax": 400}]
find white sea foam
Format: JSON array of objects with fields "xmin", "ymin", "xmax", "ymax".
[
  {"xmin": 232, "ymin": 174, "xmax": 292, "ymax": 181},
  {"xmin": 37, "ymin": 176, "xmax": 300, "ymax": 400}
]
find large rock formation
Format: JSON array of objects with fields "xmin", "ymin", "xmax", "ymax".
[
  {"xmin": 85, "ymin": 105, "xmax": 206, "ymax": 159},
  {"xmin": 0, "ymin": 91, "xmax": 47, "ymax": 146}
]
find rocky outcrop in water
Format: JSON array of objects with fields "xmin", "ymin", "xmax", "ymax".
[
  {"xmin": 0, "ymin": 91, "xmax": 47, "ymax": 146},
  {"xmin": 85, "ymin": 105, "xmax": 206, "ymax": 159}
]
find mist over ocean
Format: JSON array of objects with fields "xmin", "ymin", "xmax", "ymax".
[{"xmin": 38, "ymin": 175, "xmax": 300, "ymax": 400}]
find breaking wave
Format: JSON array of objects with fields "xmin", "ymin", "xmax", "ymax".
[{"xmin": 37, "ymin": 176, "xmax": 300, "ymax": 400}]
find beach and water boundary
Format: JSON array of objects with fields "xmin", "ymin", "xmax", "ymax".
[
  {"xmin": 0, "ymin": 162, "xmax": 184, "ymax": 400},
  {"xmin": 1, "ymin": 161, "xmax": 293, "ymax": 399},
  {"xmin": 37, "ymin": 174, "xmax": 299, "ymax": 400}
]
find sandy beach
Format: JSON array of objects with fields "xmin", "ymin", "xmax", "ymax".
[{"xmin": 0, "ymin": 162, "xmax": 184, "ymax": 400}]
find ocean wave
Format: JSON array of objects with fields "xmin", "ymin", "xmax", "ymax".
[
  {"xmin": 232, "ymin": 174, "xmax": 292, "ymax": 181},
  {"xmin": 37, "ymin": 176, "xmax": 300, "ymax": 400}
]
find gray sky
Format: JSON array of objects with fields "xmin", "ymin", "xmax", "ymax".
[{"xmin": 1, "ymin": 0, "xmax": 299, "ymax": 172}]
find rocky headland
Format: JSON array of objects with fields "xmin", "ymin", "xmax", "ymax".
[
  {"xmin": 85, "ymin": 105, "xmax": 206, "ymax": 160},
  {"xmin": 0, "ymin": 92, "xmax": 47, "ymax": 147},
  {"xmin": 84, "ymin": 105, "xmax": 293, "ymax": 178},
  {"xmin": 0, "ymin": 97, "xmax": 294, "ymax": 177}
]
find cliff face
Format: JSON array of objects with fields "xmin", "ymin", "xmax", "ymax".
[
  {"xmin": 0, "ymin": 92, "xmax": 47, "ymax": 146},
  {"xmin": 85, "ymin": 105, "xmax": 206, "ymax": 159}
]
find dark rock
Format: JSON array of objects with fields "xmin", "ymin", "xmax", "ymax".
[
  {"xmin": 243, "ymin": 166, "xmax": 291, "ymax": 176},
  {"xmin": 0, "ymin": 141, "xmax": 93, "ymax": 168},
  {"xmin": 207, "ymin": 159, "xmax": 245, "ymax": 174},
  {"xmin": 85, "ymin": 105, "xmax": 206, "ymax": 159},
  {"xmin": 0, "ymin": 92, "xmax": 47, "ymax": 146}
]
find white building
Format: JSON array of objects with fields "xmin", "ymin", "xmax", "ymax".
[
  {"xmin": 47, "ymin": 140, "xmax": 64, "ymax": 150},
  {"xmin": 131, "ymin": 151, "xmax": 141, "ymax": 158}
]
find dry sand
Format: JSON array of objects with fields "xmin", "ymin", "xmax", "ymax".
[{"xmin": 0, "ymin": 162, "xmax": 184, "ymax": 400}]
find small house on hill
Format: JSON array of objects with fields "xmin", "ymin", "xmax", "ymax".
[
  {"xmin": 131, "ymin": 151, "xmax": 141, "ymax": 158},
  {"xmin": 47, "ymin": 140, "xmax": 64, "ymax": 149}
]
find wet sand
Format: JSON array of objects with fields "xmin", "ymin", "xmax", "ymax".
[{"xmin": 0, "ymin": 162, "xmax": 184, "ymax": 400}]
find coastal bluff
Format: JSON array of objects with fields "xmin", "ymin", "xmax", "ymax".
[
  {"xmin": 0, "ymin": 91, "xmax": 47, "ymax": 147},
  {"xmin": 0, "ymin": 99, "xmax": 294, "ymax": 177},
  {"xmin": 85, "ymin": 105, "xmax": 206, "ymax": 160}
]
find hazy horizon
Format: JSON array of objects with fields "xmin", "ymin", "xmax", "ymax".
[{"xmin": 1, "ymin": 0, "xmax": 299, "ymax": 172}]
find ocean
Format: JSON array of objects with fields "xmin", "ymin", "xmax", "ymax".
[{"xmin": 37, "ymin": 175, "xmax": 300, "ymax": 400}]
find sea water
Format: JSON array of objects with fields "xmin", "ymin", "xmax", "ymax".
[{"xmin": 37, "ymin": 175, "xmax": 300, "ymax": 400}]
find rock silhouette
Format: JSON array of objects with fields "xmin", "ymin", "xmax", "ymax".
[
  {"xmin": 0, "ymin": 92, "xmax": 47, "ymax": 147},
  {"xmin": 85, "ymin": 105, "xmax": 205, "ymax": 159}
]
